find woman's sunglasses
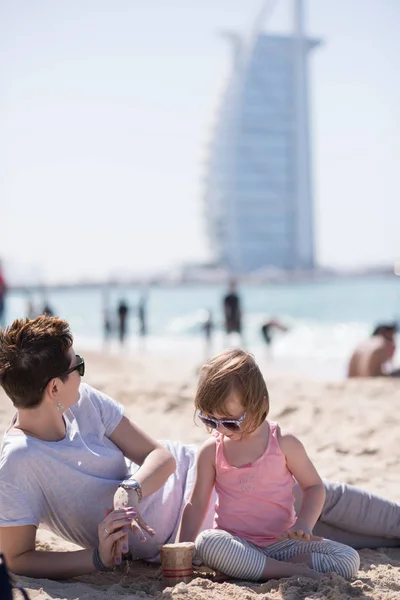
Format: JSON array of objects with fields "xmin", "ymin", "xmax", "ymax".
[
  {"xmin": 198, "ymin": 411, "xmax": 246, "ymax": 432},
  {"xmin": 40, "ymin": 355, "xmax": 85, "ymax": 391}
]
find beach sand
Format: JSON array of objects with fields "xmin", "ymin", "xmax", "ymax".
[{"xmin": 1, "ymin": 350, "xmax": 399, "ymax": 600}]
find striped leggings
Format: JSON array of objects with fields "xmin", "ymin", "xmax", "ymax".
[{"xmin": 195, "ymin": 529, "xmax": 360, "ymax": 581}]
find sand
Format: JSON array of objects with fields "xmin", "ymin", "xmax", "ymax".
[{"xmin": 1, "ymin": 349, "xmax": 400, "ymax": 600}]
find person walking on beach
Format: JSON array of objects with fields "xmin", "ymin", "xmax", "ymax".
[
  {"xmin": 0, "ymin": 262, "xmax": 7, "ymax": 329},
  {"xmin": 348, "ymin": 323, "xmax": 399, "ymax": 377},
  {"xmin": 177, "ymin": 349, "xmax": 360, "ymax": 581},
  {"xmin": 223, "ymin": 279, "xmax": 242, "ymax": 344},
  {"xmin": 117, "ymin": 299, "xmax": 129, "ymax": 344}
]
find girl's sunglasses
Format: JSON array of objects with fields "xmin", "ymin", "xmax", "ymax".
[{"xmin": 198, "ymin": 411, "xmax": 246, "ymax": 432}]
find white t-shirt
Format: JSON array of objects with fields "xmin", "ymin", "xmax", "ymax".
[
  {"xmin": 0, "ymin": 384, "xmax": 127, "ymax": 548},
  {"xmin": 0, "ymin": 383, "xmax": 214, "ymax": 560}
]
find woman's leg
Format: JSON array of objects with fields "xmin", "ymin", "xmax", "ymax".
[
  {"xmin": 195, "ymin": 529, "xmax": 267, "ymax": 580},
  {"xmin": 293, "ymin": 480, "xmax": 400, "ymax": 544},
  {"xmin": 320, "ymin": 481, "xmax": 400, "ymax": 538},
  {"xmin": 264, "ymin": 538, "xmax": 360, "ymax": 580},
  {"xmin": 312, "ymin": 522, "xmax": 400, "ymax": 549}
]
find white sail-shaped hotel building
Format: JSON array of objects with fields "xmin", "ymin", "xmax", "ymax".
[{"xmin": 204, "ymin": 1, "xmax": 320, "ymax": 274}]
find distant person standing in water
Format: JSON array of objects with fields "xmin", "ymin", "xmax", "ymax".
[
  {"xmin": 103, "ymin": 307, "xmax": 112, "ymax": 345},
  {"xmin": 223, "ymin": 279, "xmax": 242, "ymax": 344},
  {"xmin": 0, "ymin": 262, "xmax": 7, "ymax": 329},
  {"xmin": 138, "ymin": 295, "xmax": 147, "ymax": 337},
  {"xmin": 348, "ymin": 323, "xmax": 399, "ymax": 377},
  {"xmin": 203, "ymin": 309, "xmax": 213, "ymax": 343},
  {"xmin": 26, "ymin": 299, "xmax": 37, "ymax": 319},
  {"xmin": 261, "ymin": 319, "xmax": 289, "ymax": 355},
  {"xmin": 102, "ymin": 290, "xmax": 113, "ymax": 346},
  {"xmin": 200, "ymin": 309, "xmax": 214, "ymax": 359},
  {"xmin": 42, "ymin": 303, "xmax": 54, "ymax": 317},
  {"xmin": 117, "ymin": 300, "xmax": 129, "ymax": 344}
]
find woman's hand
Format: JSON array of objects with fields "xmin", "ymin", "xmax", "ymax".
[{"xmin": 97, "ymin": 508, "xmax": 137, "ymax": 568}]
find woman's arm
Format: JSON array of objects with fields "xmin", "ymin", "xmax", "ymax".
[
  {"xmin": 0, "ymin": 525, "xmax": 95, "ymax": 578},
  {"xmin": 280, "ymin": 432, "xmax": 326, "ymax": 538},
  {"xmin": 109, "ymin": 417, "xmax": 176, "ymax": 564},
  {"xmin": 176, "ymin": 439, "xmax": 216, "ymax": 543},
  {"xmin": 0, "ymin": 506, "xmax": 132, "ymax": 579},
  {"xmin": 109, "ymin": 416, "xmax": 176, "ymax": 499}
]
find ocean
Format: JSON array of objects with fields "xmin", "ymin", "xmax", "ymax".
[{"xmin": 4, "ymin": 275, "xmax": 400, "ymax": 379}]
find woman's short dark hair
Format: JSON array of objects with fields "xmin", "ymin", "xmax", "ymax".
[{"xmin": 0, "ymin": 316, "xmax": 73, "ymax": 409}]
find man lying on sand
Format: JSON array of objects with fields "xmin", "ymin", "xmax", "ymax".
[{"xmin": 348, "ymin": 323, "xmax": 399, "ymax": 378}]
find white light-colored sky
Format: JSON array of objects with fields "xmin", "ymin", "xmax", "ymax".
[{"xmin": 1, "ymin": 0, "xmax": 399, "ymax": 284}]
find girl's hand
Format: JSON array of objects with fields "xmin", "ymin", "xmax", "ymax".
[
  {"xmin": 279, "ymin": 522, "xmax": 323, "ymax": 542},
  {"xmin": 98, "ymin": 508, "xmax": 137, "ymax": 567}
]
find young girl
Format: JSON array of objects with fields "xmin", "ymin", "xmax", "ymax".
[{"xmin": 177, "ymin": 348, "xmax": 360, "ymax": 581}]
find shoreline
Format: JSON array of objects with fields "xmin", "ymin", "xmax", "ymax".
[
  {"xmin": 75, "ymin": 335, "xmax": 351, "ymax": 381},
  {"xmin": 6, "ymin": 269, "xmax": 398, "ymax": 292}
]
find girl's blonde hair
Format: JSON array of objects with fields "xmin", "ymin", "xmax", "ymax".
[{"xmin": 195, "ymin": 348, "xmax": 269, "ymax": 435}]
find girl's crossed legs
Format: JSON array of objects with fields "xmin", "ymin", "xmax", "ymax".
[{"xmin": 195, "ymin": 529, "xmax": 360, "ymax": 581}]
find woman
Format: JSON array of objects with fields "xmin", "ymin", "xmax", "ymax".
[
  {"xmin": 0, "ymin": 316, "xmax": 399, "ymax": 580},
  {"xmin": 0, "ymin": 316, "xmax": 176, "ymax": 578}
]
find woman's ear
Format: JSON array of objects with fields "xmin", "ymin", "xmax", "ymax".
[{"xmin": 48, "ymin": 379, "xmax": 59, "ymax": 398}]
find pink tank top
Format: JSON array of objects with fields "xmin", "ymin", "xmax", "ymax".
[{"xmin": 214, "ymin": 421, "xmax": 296, "ymax": 547}]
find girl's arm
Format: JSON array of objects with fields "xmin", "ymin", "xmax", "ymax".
[
  {"xmin": 176, "ymin": 438, "xmax": 216, "ymax": 543},
  {"xmin": 109, "ymin": 416, "xmax": 176, "ymax": 498},
  {"xmin": 280, "ymin": 431, "xmax": 326, "ymax": 537}
]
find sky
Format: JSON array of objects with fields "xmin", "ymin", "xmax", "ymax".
[{"xmin": 0, "ymin": 0, "xmax": 399, "ymax": 284}]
